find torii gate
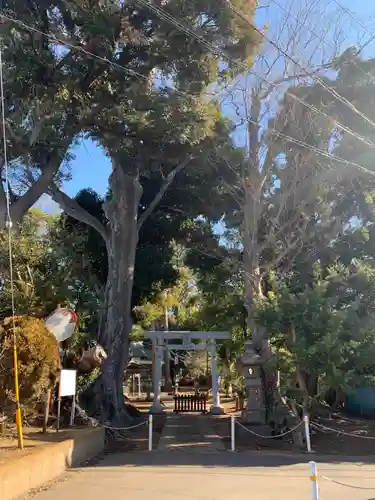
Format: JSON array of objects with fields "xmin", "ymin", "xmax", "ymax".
[{"xmin": 144, "ymin": 330, "xmax": 231, "ymax": 415}]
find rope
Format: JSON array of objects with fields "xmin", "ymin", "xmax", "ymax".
[
  {"xmin": 235, "ymin": 418, "xmax": 303, "ymax": 439},
  {"xmin": 75, "ymin": 403, "xmax": 148, "ymax": 431},
  {"xmin": 322, "ymin": 475, "xmax": 375, "ymax": 491},
  {"xmin": 312, "ymin": 421, "xmax": 375, "ymax": 439}
]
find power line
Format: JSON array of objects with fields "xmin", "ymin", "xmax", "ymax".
[
  {"xmin": 4, "ymin": 4, "xmax": 375, "ymax": 173},
  {"xmin": 247, "ymin": 118, "xmax": 373, "ymax": 176},
  {"xmin": 2, "ymin": 10, "xmax": 375, "ymax": 178},
  {"xmin": 135, "ymin": 0, "xmax": 375, "ymax": 177},
  {"xmin": 331, "ymin": 0, "xmax": 375, "ymax": 37},
  {"xmin": 135, "ymin": 0, "xmax": 375, "ymax": 153},
  {"xmin": 330, "ymin": 0, "xmax": 375, "ymax": 53},
  {"xmin": 0, "ymin": 12, "xmax": 219, "ymax": 102},
  {"xmin": 2, "ymin": 15, "xmax": 144, "ymax": 80},
  {"xmin": 225, "ymin": 0, "xmax": 375, "ymax": 137},
  {"xmin": 269, "ymin": 0, "xmax": 375, "ymax": 80}
]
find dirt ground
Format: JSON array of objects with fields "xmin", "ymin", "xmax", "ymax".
[
  {"xmin": 4, "ymin": 396, "xmax": 375, "ymax": 458},
  {"xmin": 105, "ymin": 412, "xmax": 165, "ymax": 453},
  {"xmin": 0, "ymin": 425, "xmax": 94, "ymax": 464},
  {"xmin": 311, "ymin": 414, "xmax": 375, "ymax": 455},
  {"xmin": 210, "ymin": 398, "xmax": 375, "ymax": 455},
  {"xmin": 0, "ymin": 399, "xmax": 166, "ymax": 460}
]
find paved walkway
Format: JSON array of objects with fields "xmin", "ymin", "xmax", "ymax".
[
  {"xmin": 24, "ymin": 452, "xmax": 375, "ymax": 500},
  {"xmin": 19, "ymin": 413, "xmax": 375, "ymax": 500},
  {"xmin": 157, "ymin": 414, "xmax": 226, "ymax": 452}
]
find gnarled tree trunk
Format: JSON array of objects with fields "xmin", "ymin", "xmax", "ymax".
[
  {"xmin": 242, "ymin": 185, "xmax": 263, "ymax": 342},
  {"xmin": 52, "ymin": 159, "xmax": 189, "ymax": 423},
  {"xmin": 94, "ymin": 168, "xmax": 142, "ymax": 423}
]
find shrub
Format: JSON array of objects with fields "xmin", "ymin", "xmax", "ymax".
[{"xmin": 0, "ymin": 316, "xmax": 60, "ymax": 418}]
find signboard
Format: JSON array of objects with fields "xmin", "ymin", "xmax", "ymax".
[{"xmin": 59, "ymin": 369, "xmax": 77, "ymax": 397}]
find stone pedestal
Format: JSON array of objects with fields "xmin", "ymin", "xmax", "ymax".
[
  {"xmin": 237, "ymin": 339, "xmax": 268, "ymax": 425},
  {"xmin": 210, "ymin": 405, "xmax": 225, "ymax": 415},
  {"xmin": 150, "ymin": 400, "xmax": 165, "ymax": 414},
  {"xmin": 241, "ymin": 364, "xmax": 265, "ymax": 424}
]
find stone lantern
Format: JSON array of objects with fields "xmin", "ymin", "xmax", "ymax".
[{"xmin": 237, "ymin": 338, "xmax": 270, "ymax": 425}]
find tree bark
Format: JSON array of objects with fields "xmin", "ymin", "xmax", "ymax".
[
  {"xmin": 49, "ymin": 184, "xmax": 109, "ymax": 243},
  {"xmin": 93, "ymin": 167, "xmax": 142, "ymax": 423},
  {"xmin": 290, "ymin": 324, "xmax": 310, "ymax": 415},
  {"xmin": 0, "ymin": 155, "xmax": 64, "ymax": 229},
  {"xmin": 49, "ymin": 158, "xmax": 188, "ymax": 422},
  {"xmin": 242, "ymin": 90, "xmax": 265, "ymax": 343},
  {"xmin": 242, "ymin": 186, "xmax": 263, "ymax": 343}
]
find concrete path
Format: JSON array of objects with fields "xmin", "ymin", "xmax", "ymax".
[
  {"xmin": 25, "ymin": 452, "xmax": 375, "ymax": 500},
  {"xmin": 20, "ymin": 411, "xmax": 375, "ymax": 500},
  {"xmin": 157, "ymin": 414, "xmax": 226, "ymax": 452}
]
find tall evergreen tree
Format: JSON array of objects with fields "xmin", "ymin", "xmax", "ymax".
[{"xmin": 0, "ymin": 0, "xmax": 260, "ymax": 420}]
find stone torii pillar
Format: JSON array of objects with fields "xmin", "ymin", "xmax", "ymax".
[
  {"xmin": 145, "ymin": 330, "xmax": 231, "ymax": 415},
  {"xmin": 210, "ymin": 340, "xmax": 224, "ymax": 415},
  {"xmin": 150, "ymin": 336, "xmax": 164, "ymax": 414}
]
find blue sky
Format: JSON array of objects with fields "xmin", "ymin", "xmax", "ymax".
[
  {"xmin": 36, "ymin": 0, "xmax": 375, "ymax": 214},
  {"xmin": 36, "ymin": 139, "xmax": 112, "ymax": 213}
]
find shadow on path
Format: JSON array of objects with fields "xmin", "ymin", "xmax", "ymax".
[
  {"xmin": 157, "ymin": 414, "xmax": 225, "ymax": 452},
  {"xmin": 95, "ymin": 449, "xmax": 375, "ymax": 470}
]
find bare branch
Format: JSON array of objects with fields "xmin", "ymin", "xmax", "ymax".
[
  {"xmin": 5, "ymin": 121, "xmax": 24, "ymax": 145},
  {"xmin": 48, "ymin": 184, "xmax": 110, "ymax": 244},
  {"xmin": 259, "ymin": 64, "xmax": 332, "ymax": 100},
  {"xmin": 260, "ymin": 224, "xmax": 307, "ymax": 275},
  {"xmin": 10, "ymin": 155, "xmax": 63, "ymax": 225},
  {"xmin": 5, "ymin": 114, "xmax": 50, "ymax": 148},
  {"xmin": 137, "ymin": 156, "xmax": 192, "ymax": 231},
  {"xmin": 28, "ymin": 117, "xmax": 47, "ymax": 147}
]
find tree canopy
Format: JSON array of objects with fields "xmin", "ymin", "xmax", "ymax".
[
  {"xmin": 0, "ymin": 0, "xmax": 260, "ymax": 226},
  {"xmin": 4, "ymin": 0, "xmax": 375, "ymax": 425}
]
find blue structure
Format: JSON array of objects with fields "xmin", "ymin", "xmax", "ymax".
[{"xmin": 346, "ymin": 388, "xmax": 375, "ymax": 417}]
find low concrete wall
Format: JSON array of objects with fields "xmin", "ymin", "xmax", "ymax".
[{"xmin": 0, "ymin": 427, "xmax": 105, "ymax": 500}]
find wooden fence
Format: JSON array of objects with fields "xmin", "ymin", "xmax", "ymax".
[{"xmin": 174, "ymin": 394, "xmax": 207, "ymax": 413}]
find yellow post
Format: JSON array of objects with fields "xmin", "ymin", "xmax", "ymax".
[
  {"xmin": 13, "ymin": 340, "xmax": 24, "ymax": 450},
  {"xmin": 0, "ymin": 40, "xmax": 23, "ymax": 451}
]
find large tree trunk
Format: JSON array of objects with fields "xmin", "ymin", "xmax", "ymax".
[
  {"xmin": 94, "ymin": 167, "xmax": 142, "ymax": 423},
  {"xmin": 242, "ymin": 91, "xmax": 263, "ymax": 342},
  {"xmin": 242, "ymin": 186, "xmax": 263, "ymax": 344},
  {"xmin": 290, "ymin": 324, "xmax": 310, "ymax": 416},
  {"xmin": 56, "ymin": 159, "xmax": 189, "ymax": 423}
]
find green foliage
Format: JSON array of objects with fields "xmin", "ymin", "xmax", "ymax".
[
  {"xmin": 184, "ymin": 350, "xmax": 211, "ymax": 381},
  {"xmin": 1, "ymin": 0, "xmax": 260, "ymax": 186},
  {"xmin": 76, "ymin": 367, "xmax": 100, "ymax": 396},
  {"xmin": 0, "ymin": 209, "xmax": 74, "ymax": 318},
  {"xmin": 218, "ymin": 331, "xmax": 245, "ymax": 396},
  {"xmin": 184, "ymin": 243, "xmax": 245, "ymax": 333},
  {"xmin": 255, "ymin": 264, "xmax": 375, "ymax": 405},
  {"xmin": 0, "ymin": 316, "xmax": 60, "ymax": 417},
  {"xmin": 134, "ymin": 266, "xmax": 196, "ymax": 327},
  {"xmin": 57, "ymin": 167, "xmax": 239, "ymax": 317}
]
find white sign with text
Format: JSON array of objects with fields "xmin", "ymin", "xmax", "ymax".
[{"xmin": 59, "ymin": 369, "xmax": 77, "ymax": 397}]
